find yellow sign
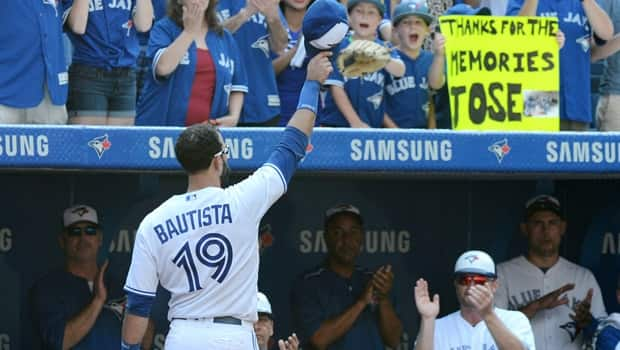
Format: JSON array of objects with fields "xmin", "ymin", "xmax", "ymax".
[{"xmin": 439, "ymin": 16, "xmax": 560, "ymax": 131}]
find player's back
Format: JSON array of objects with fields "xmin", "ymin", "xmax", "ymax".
[{"xmin": 126, "ymin": 165, "xmax": 287, "ymax": 322}]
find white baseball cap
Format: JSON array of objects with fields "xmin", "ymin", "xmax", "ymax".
[
  {"xmin": 63, "ymin": 205, "xmax": 99, "ymax": 228},
  {"xmin": 454, "ymin": 250, "xmax": 496, "ymax": 277},
  {"xmin": 257, "ymin": 292, "xmax": 273, "ymax": 316}
]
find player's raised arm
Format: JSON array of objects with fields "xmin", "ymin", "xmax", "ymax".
[{"xmin": 287, "ymin": 52, "xmax": 333, "ymax": 136}]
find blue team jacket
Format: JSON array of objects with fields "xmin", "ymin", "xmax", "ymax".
[{"xmin": 136, "ymin": 18, "xmax": 248, "ymax": 126}]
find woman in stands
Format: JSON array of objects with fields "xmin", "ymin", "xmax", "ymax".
[
  {"xmin": 66, "ymin": 0, "xmax": 153, "ymax": 125},
  {"xmin": 136, "ymin": 0, "xmax": 247, "ymax": 127}
]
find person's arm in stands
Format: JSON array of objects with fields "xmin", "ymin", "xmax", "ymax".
[
  {"xmin": 384, "ymin": 113, "xmax": 398, "ymax": 128},
  {"xmin": 66, "ymin": 0, "xmax": 90, "ymax": 35},
  {"xmin": 591, "ymin": 34, "xmax": 620, "ymax": 61},
  {"xmin": 212, "ymin": 91, "xmax": 244, "ymax": 126},
  {"xmin": 221, "ymin": 3, "xmax": 258, "ymax": 33},
  {"xmin": 583, "ymin": 0, "xmax": 613, "ymax": 41},
  {"xmin": 155, "ymin": 1, "xmax": 205, "ymax": 77},
  {"xmin": 273, "ymin": 44, "xmax": 299, "ymax": 75},
  {"xmin": 134, "ymin": 0, "xmax": 155, "ymax": 33},
  {"xmin": 429, "ymin": 32, "xmax": 446, "ymax": 90},
  {"xmin": 252, "ymin": 0, "xmax": 289, "ymax": 55}
]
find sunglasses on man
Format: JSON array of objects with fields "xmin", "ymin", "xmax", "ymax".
[
  {"xmin": 66, "ymin": 225, "xmax": 98, "ymax": 237},
  {"xmin": 456, "ymin": 274, "xmax": 494, "ymax": 286}
]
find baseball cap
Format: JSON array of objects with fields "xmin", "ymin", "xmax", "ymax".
[
  {"xmin": 444, "ymin": 3, "xmax": 491, "ymax": 16},
  {"xmin": 347, "ymin": 0, "xmax": 385, "ymax": 17},
  {"xmin": 257, "ymin": 292, "xmax": 273, "ymax": 318},
  {"xmin": 324, "ymin": 204, "xmax": 363, "ymax": 225},
  {"xmin": 393, "ymin": 0, "xmax": 434, "ymax": 26},
  {"xmin": 303, "ymin": 0, "xmax": 349, "ymax": 60},
  {"xmin": 63, "ymin": 205, "xmax": 99, "ymax": 228},
  {"xmin": 454, "ymin": 250, "xmax": 496, "ymax": 278},
  {"xmin": 524, "ymin": 194, "xmax": 562, "ymax": 219}
]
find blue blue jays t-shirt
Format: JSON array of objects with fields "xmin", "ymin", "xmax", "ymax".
[
  {"xmin": 290, "ymin": 265, "xmax": 387, "ymax": 350},
  {"xmin": 0, "ymin": 0, "xmax": 68, "ymax": 108},
  {"xmin": 30, "ymin": 269, "xmax": 124, "ymax": 350},
  {"xmin": 320, "ymin": 36, "xmax": 400, "ymax": 128},
  {"xmin": 507, "ymin": 0, "xmax": 594, "ymax": 123},
  {"xmin": 217, "ymin": 0, "xmax": 281, "ymax": 123},
  {"xmin": 385, "ymin": 49, "xmax": 434, "ymax": 128},
  {"xmin": 66, "ymin": 0, "xmax": 141, "ymax": 69}
]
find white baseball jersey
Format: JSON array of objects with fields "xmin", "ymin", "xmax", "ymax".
[
  {"xmin": 124, "ymin": 164, "xmax": 286, "ymax": 322},
  {"xmin": 495, "ymin": 256, "xmax": 608, "ymax": 350},
  {"xmin": 434, "ymin": 308, "xmax": 535, "ymax": 350}
]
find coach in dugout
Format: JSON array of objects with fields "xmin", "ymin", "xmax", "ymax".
[
  {"xmin": 495, "ymin": 194, "xmax": 607, "ymax": 350},
  {"xmin": 290, "ymin": 204, "xmax": 402, "ymax": 349},
  {"xmin": 30, "ymin": 205, "xmax": 153, "ymax": 350},
  {"xmin": 413, "ymin": 250, "xmax": 535, "ymax": 350}
]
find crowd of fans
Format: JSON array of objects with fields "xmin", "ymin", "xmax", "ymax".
[{"xmin": 2, "ymin": 0, "xmax": 618, "ymax": 131}]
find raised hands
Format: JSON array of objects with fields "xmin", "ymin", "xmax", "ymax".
[
  {"xmin": 570, "ymin": 288, "xmax": 594, "ymax": 330},
  {"xmin": 372, "ymin": 265, "xmax": 394, "ymax": 301},
  {"xmin": 463, "ymin": 283, "xmax": 495, "ymax": 319},
  {"xmin": 278, "ymin": 333, "xmax": 299, "ymax": 350},
  {"xmin": 414, "ymin": 278, "xmax": 440, "ymax": 319},
  {"xmin": 182, "ymin": 0, "xmax": 208, "ymax": 36},
  {"xmin": 93, "ymin": 260, "xmax": 109, "ymax": 305},
  {"xmin": 249, "ymin": 0, "xmax": 280, "ymax": 21},
  {"xmin": 431, "ymin": 32, "xmax": 446, "ymax": 56}
]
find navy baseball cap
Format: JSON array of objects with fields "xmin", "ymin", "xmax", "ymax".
[
  {"xmin": 303, "ymin": 0, "xmax": 349, "ymax": 60},
  {"xmin": 324, "ymin": 204, "xmax": 363, "ymax": 225},
  {"xmin": 524, "ymin": 194, "xmax": 563, "ymax": 219},
  {"xmin": 393, "ymin": 0, "xmax": 434, "ymax": 26},
  {"xmin": 347, "ymin": 0, "xmax": 385, "ymax": 17},
  {"xmin": 444, "ymin": 3, "xmax": 491, "ymax": 16}
]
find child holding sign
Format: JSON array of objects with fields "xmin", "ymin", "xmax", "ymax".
[
  {"xmin": 319, "ymin": 0, "xmax": 406, "ymax": 128},
  {"xmin": 384, "ymin": 0, "xmax": 446, "ymax": 128}
]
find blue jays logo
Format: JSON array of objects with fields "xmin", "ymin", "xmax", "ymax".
[
  {"xmin": 71, "ymin": 206, "xmax": 90, "ymax": 217},
  {"xmin": 88, "ymin": 134, "xmax": 112, "ymax": 159},
  {"xmin": 251, "ymin": 35, "xmax": 271, "ymax": 58},
  {"xmin": 104, "ymin": 295, "xmax": 127, "ymax": 321},
  {"xmin": 367, "ymin": 91, "xmax": 383, "ymax": 110},
  {"xmin": 465, "ymin": 254, "xmax": 479, "ymax": 264},
  {"xmin": 559, "ymin": 321, "xmax": 578, "ymax": 342},
  {"xmin": 576, "ymin": 35, "xmax": 590, "ymax": 52},
  {"xmin": 488, "ymin": 139, "xmax": 511, "ymax": 163},
  {"xmin": 122, "ymin": 20, "xmax": 133, "ymax": 37}
]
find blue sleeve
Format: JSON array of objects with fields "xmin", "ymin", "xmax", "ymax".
[
  {"xmin": 228, "ymin": 31, "xmax": 248, "ymax": 92},
  {"xmin": 30, "ymin": 285, "xmax": 66, "ymax": 350},
  {"xmin": 584, "ymin": 318, "xmax": 601, "ymax": 339},
  {"xmin": 125, "ymin": 290, "xmax": 155, "ymax": 318},
  {"xmin": 505, "ymin": 0, "xmax": 525, "ymax": 16},
  {"xmin": 265, "ymin": 126, "xmax": 308, "ymax": 185},
  {"xmin": 290, "ymin": 279, "xmax": 325, "ymax": 345},
  {"xmin": 148, "ymin": 19, "xmax": 176, "ymax": 79},
  {"xmin": 596, "ymin": 325, "xmax": 620, "ymax": 350}
]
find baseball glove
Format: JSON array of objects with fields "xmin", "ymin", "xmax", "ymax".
[{"xmin": 337, "ymin": 39, "xmax": 391, "ymax": 78}]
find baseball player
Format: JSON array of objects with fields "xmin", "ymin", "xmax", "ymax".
[
  {"xmin": 384, "ymin": 0, "xmax": 445, "ymax": 129},
  {"xmin": 319, "ymin": 0, "xmax": 405, "ymax": 128},
  {"xmin": 495, "ymin": 195, "xmax": 607, "ymax": 350},
  {"xmin": 217, "ymin": 0, "xmax": 288, "ymax": 126},
  {"xmin": 414, "ymin": 250, "xmax": 535, "ymax": 350},
  {"xmin": 120, "ymin": 51, "xmax": 333, "ymax": 349}
]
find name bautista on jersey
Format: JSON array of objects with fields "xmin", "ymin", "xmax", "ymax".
[{"xmin": 154, "ymin": 204, "xmax": 232, "ymax": 244}]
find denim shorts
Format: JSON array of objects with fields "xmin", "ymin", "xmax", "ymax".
[{"xmin": 67, "ymin": 63, "xmax": 136, "ymax": 118}]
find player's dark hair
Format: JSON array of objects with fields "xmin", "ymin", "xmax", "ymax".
[
  {"xmin": 175, "ymin": 124, "xmax": 222, "ymax": 174},
  {"xmin": 168, "ymin": 0, "xmax": 223, "ymax": 35}
]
